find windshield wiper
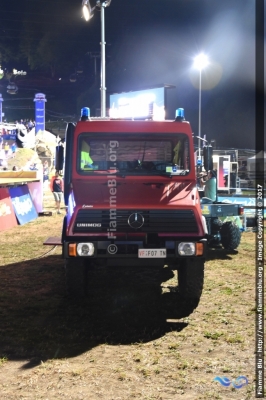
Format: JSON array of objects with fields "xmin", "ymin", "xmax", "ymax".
[
  {"xmin": 175, "ymin": 170, "xmax": 189, "ymax": 175},
  {"xmin": 141, "ymin": 141, "xmax": 147, "ymax": 164},
  {"xmin": 148, "ymin": 169, "xmax": 189, "ymax": 177}
]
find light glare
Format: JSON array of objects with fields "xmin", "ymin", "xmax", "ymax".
[
  {"xmin": 193, "ymin": 53, "xmax": 209, "ymax": 71},
  {"xmin": 82, "ymin": 5, "xmax": 90, "ymax": 21}
]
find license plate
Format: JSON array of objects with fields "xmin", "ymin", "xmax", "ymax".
[{"xmin": 138, "ymin": 249, "xmax": 167, "ymax": 258}]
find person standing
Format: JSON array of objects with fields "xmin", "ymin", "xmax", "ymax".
[
  {"xmin": 43, "ymin": 160, "xmax": 49, "ymax": 185},
  {"xmin": 4, "ymin": 142, "xmax": 9, "ymax": 157},
  {"xmin": 11, "ymin": 142, "xmax": 17, "ymax": 158},
  {"xmin": 201, "ymin": 170, "xmax": 217, "ymax": 201},
  {"xmin": 50, "ymin": 171, "xmax": 64, "ymax": 214}
]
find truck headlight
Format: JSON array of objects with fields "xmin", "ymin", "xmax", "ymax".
[
  {"xmin": 77, "ymin": 243, "xmax": 95, "ymax": 256},
  {"xmin": 178, "ymin": 242, "xmax": 195, "ymax": 256}
]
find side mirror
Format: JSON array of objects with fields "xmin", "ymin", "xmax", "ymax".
[
  {"xmin": 203, "ymin": 145, "xmax": 213, "ymax": 171},
  {"xmin": 55, "ymin": 145, "xmax": 64, "ymax": 171}
]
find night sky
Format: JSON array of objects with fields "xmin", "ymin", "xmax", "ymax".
[{"xmin": 0, "ymin": 0, "xmax": 263, "ymax": 150}]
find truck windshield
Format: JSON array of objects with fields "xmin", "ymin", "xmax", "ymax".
[{"xmin": 78, "ymin": 133, "xmax": 190, "ymax": 176}]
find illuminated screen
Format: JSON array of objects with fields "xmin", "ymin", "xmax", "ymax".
[{"xmin": 109, "ymin": 87, "xmax": 165, "ymax": 120}]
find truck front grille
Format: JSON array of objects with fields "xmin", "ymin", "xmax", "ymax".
[{"xmin": 74, "ymin": 209, "xmax": 198, "ymax": 234}]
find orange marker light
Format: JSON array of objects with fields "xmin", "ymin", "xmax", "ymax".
[
  {"xmin": 68, "ymin": 243, "xmax": 77, "ymax": 257},
  {"xmin": 196, "ymin": 242, "xmax": 204, "ymax": 256}
]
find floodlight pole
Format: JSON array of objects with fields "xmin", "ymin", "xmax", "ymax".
[
  {"xmin": 193, "ymin": 53, "xmax": 209, "ymax": 160},
  {"xmin": 198, "ymin": 68, "xmax": 202, "ymax": 159},
  {"xmin": 100, "ymin": 2, "xmax": 106, "ymax": 117},
  {"xmin": 82, "ymin": 0, "xmax": 111, "ymax": 117}
]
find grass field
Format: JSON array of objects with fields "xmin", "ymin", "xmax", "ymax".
[{"xmin": 0, "ymin": 191, "xmax": 263, "ymax": 399}]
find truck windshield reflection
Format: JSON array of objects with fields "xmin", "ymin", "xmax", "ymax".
[{"xmin": 78, "ymin": 133, "xmax": 190, "ymax": 176}]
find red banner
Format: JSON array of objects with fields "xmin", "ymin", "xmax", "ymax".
[{"xmin": 0, "ymin": 188, "xmax": 18, "ymax": 231}]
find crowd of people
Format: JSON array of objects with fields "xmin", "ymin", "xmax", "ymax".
[
  {"xmin": 0, "ymin": 139, "xmax": 17, "ymax": 168},
  {"xmin": 0, "ymin": 116, "xmax": 36, "ymax": 166},
  {"xmin": 0, "ymin": 118, "xmax": 36, "ymax": 135}
]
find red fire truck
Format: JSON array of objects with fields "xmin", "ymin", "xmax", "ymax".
[{"xmin": 52, "ymin": 107, "xmax": 243, "ymax": 316}]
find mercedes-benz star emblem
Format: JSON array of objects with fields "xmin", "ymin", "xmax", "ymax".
[{"xmin": 128, "ymin": 213, "xmax": 144, "ymax": 229}]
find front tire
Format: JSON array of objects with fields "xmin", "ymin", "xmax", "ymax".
[
  {"xmin": 177, "ymin": 258, "xmax": 204, "ymax": 317},
  {"xmin": 220, "ymin": 221, "xmax": 241, "ymax": 250},
  {"xmin": 65, "ymin": 258, "xmax": 88, "ymax": 298}
]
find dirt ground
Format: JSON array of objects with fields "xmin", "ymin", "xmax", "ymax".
[{"xmin": 0, "ymin": 189, "xmax": 263, "ymax": 399}]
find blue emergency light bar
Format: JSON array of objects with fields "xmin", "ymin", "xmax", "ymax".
[
  {"xmin": 175, "ymin": 108, "xmax": 184, "ymax": 118},
  {"xmin": 81, "ymin": 107, "xmax": 90, "ymax": 120},
  {"xmin": 175, "ymin": 108, "xmax": 185, "ymax": 122}
]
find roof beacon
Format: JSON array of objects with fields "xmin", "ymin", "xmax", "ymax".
[
  {"xmin": 175, "ymin": 108, "xmax": 185, "ymax": 121},
  {"xmin": 81, "ymin": 107, "xmax": 90, "ymax": 121}
]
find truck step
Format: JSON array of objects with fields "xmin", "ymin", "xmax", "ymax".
[{"xmin": 43, "ymin": 237, "xmax": 62, "ymax": 246}]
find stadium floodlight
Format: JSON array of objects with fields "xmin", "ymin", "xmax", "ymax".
[{"xmin": 82, "ymin": 0, "xmax": 94, "ymax": 21}]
